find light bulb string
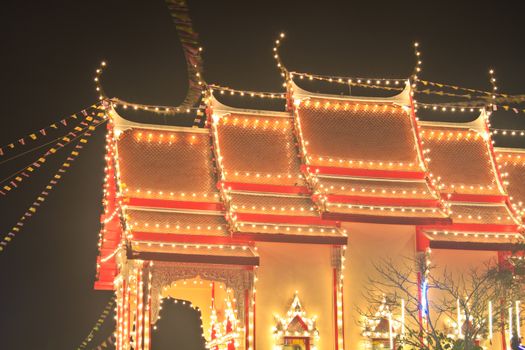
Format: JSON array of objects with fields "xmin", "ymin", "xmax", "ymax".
[
  {"xmin": 110, "ymin": 97, "xmax": 203, "ymax": 114},
  {"xmin": 289, "ymin": 72, "xmax": 405, "ymax": 91},
  {"xmin": 411, "ymin": 42, "xmax": 422, "ymax": 91},
  {"xmin": 415, "ymin": 101, "xmax": 525, "ymax": 114},
  {"xmin": 208, "ymin": 84, "xmax": 286, "ymax": 99}
]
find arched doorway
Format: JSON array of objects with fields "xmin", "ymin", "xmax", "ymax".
[{"xmin": 151, "ymin": 298, "xmax": 206, "ymax": 350}]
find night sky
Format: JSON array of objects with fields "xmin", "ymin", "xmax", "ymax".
[{"xmin": 1, "ymin": 1, "xmax": 524, "ymax": 349}]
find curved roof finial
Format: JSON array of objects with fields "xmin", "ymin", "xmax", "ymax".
[
  {"xmin": 273, "ymin": 32, "xmax": 290, "ymax": 84},
  {"xmin": 411, "ymin": 41, "xmax": 422, "ymax": 94},
  {"xmin": 94, "ymin": 60, "xmax": 108, "ymax": 101}
]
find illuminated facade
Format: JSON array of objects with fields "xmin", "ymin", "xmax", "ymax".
[{"xmin": 94, "ymin": 76, "xmax": 524, "ymax": 350}]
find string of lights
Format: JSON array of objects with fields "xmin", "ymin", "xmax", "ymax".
[
  {"xmin": 411, "ymin": 42, "xmax": 422, "ymax": 90},
  {"xmin": 289, "ymin": 72, "xmax": 405, "ymax": 91},
  {"xmin": 491, "ymin": 129, "xmax": 525, "ymax": 137},
  {"xmin": 208, "ymin": 84, "xmax": 286, "ymax": 99},
  {"xmin": 95, "ymin": 58, "xmax": 205, "ymax": 117},
  {"xmin": 415, "ymin": 101, "xmax": 525, "ymax": 114},
  {"xmin": 110, "ymin": 97, "xmax": 202, "ymax": 114},
  {"xmin": 414, "ymin": 102, "xmax": 484, "ymax": 113},
  {"xmin": 273, "ymin": 32, "xmax": 288, "ymax": 82},
  {"xmin": 94, "ymin": 61, "xmax": 108, "ymax": 101}
]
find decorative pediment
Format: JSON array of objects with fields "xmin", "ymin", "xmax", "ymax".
[{"xmin": 273, "ymin": 293, "xmax": 319, "ymax": 349}]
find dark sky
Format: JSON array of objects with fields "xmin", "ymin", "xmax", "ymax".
[{"xmin": 1, "ymin": 1, "xmax": 524, "ymax": 349}]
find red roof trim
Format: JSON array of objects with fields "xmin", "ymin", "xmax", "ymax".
[
  {"xmin": 131, "ymin": 231, "xmax": 251, "ymax": 245},
  {"xmin": 94, "ymin": 281, "xmax": 114, "ymax": 291},
  {"xmin": 322, "ymin": 212, "xmax": 452, "ymax": 226},
  {"xmin": 302, "ymin": 164, "xmax": 426, "ymax": 180},
  {"xmin": 233, "ymin": 232, "xmax": 348, "ymax": 245},
  {"xmin": 429, "ymin": 241, "xmax": 520, "ymax": 251},
  {"xmin": 318, "ymin": 194, "xmax": 440, "ymax": 207},
  {"xmin": 441, "ymin": 193, "xmax": 508, "ymax": 203},
  {"xmin": 423, "ymin": 223, "xmax": 520, "ymax": 233},
  {"xmin": 126, "ymin": 197, "xmax": 225, "ymax": 212},
  {"xmin": 235, "ymin": 212, "xmax": 339, "ymax": 226},
  {"xmin": 128, "ymin": 250, "xmax": 260, "ymax": 266},
  {"xmin": 218, "ymin": 181, "xmax": 310, "ymax": 195}
]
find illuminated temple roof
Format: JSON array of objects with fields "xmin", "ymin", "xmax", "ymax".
[
  {"xmin": 290, "ymin": 80, "xmax": 450, "ymax": 225},
  {"xmin": 495, "ymin": 148, "xmax": 525, "ymax": 219},
  {"xmin": 94, "ymin": 82, "xmax": 525, "ymax": 288},
  {"xmin": 418, "ymin": 114, "xmax": 523, "ymax": 249}
]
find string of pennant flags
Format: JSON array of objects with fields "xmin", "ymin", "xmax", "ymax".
[
  {"xmin": 419, "ymin": 79, "xmax": 508, "ymax": 97},
  {"xmin": 0, "ymin": 108, "xmax": 106, "ymax": 196},
  {"xmin": 0, "ymin": 102, "xmax": 102, "ymax": 157},
  {"xmin": 164, "ymin": 0, "xmax": 204, "ymax": 109},
  {"xmin": 90, "ymin": 334, "xmax": 116, "ymax": 350},
  {"xmin": 77, "ymin": 297, "xmax": 116, "ymax": 350},
  {"xmin": 0, "ymin": 111, "xmax": 107, "ymax": 252}
]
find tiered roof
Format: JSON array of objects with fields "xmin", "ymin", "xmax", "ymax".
[
  {"xmin": 495, "ymin": 148, "xmax": 525, "ymax": 220},
  {"xmin": 100, "ymin": 110, "xmax": 259, "ymax": 279},
  {"xmin": 419, "ymin": 115, "xmax": 523, "ymax": 249},
  {"xmin": 290, "ymin": 80, "xmax": 450, "ymax": 225},
  {"xmin": 94, "ymin": 79, "xmax": 525, "ymax": 288},
  {"xmin": 209, "ymin": 97, "xmax": 346, "ymax": 244}
]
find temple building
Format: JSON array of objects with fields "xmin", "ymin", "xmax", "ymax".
[{"xmin": 94, "ymin": 75, "xmax": 524, "ymax": 350}]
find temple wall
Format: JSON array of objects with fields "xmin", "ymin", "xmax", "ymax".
[
  {"xmin": 429, "ymin": 249, "xmax": 506, "ymax": 350},
  {"xmin": 255, "ymin": 242, "xmax": 334, "ymax": 350},
  {"xmin": 342, "ymin": 222, "xmax": 417, "ymax": 350}
]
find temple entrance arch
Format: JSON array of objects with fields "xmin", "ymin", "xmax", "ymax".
[
  {"xmin": 149, "ymin": 262, "xmax": 255, "ymax": 350},
  {"xmin": 115, "ymin": 256, "xmax": 257, "ymax": 350},
  {"xmin": 152, "ymin": 297, "xmax": 206, "ymax": 350}
]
